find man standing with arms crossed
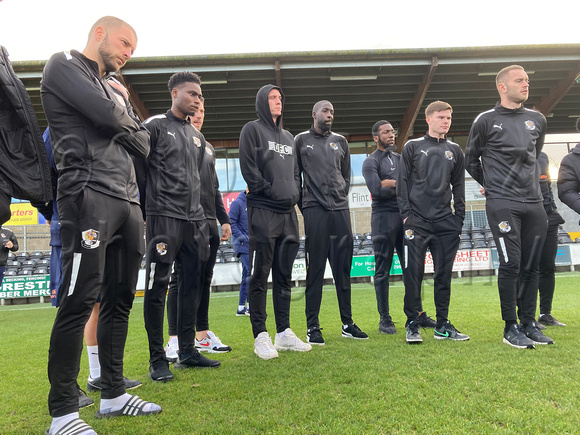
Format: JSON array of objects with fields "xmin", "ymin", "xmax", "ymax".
[
  {"xmin": 295, "ymin": 100, "xmax": 368, "ymax": 345},
  {"xmin": 41, "ymin": 16, "xmax": 161, "ymax": 435},
  {"xmin": 362, "ymin": 120, "xmax": 437, "ymax": 335},
  {"xmin": 239, "ymin": 84, "xmax": 311, "ymax": 359},
  {"xmin": 397, "ymin": 101, "xmax": 469, "ymax": 344},
  {"xmin": 465, "ymin": 65, "xmax": 553, "ymax": 348}
]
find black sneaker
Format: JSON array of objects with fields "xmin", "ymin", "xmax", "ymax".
[
  {"xmin": 406, "ymin": 321, "xmax": 422, "ymax": 344},
  {"xmin": 538, "ymin": 314, "xmax": 566, "ymax": 327},
  {"xmin": 503, "ymin": 324, "xmax": 535, "ymax": 349},
  {"xmin": 434, "ymin": 321, "xmax": 470, "ymax": 341},
  {"xmin": 175, "ymin": 349, "xmax": 221, "ymax": 369},
  {"xmin": 524, "ymin": 323, "xmax": 554, "ymax": 345},
  {"xmin": 307, "ymin": 327, "xmax": 325, "ymax": 345},
  {"xmin": 149, "ymin": 360, "xmax": 174, "ymax": 382},
  {"xmin": 417, "ymin": 312, "xmax": 437, "ymax": 328},
  {"xmin": 87, "ymin": 376, "xmax": 142, "ymax": 392},
  {"xmin": 342, "ymin": 323, "xmax": 368, "ymax": 339},
  {"xmin": 379, "ymin": 319, "xmax": 397, "ymax": 334},
  {"xmin": 78, "ymin": 386, "xmax": 94, "ymax": 409}
]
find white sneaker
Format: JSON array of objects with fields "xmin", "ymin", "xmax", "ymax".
[
  {"xmin": 164, "ymin": 337, "xmax": 178, "ymax": 363},
  {"xmin": 254, "ymin": 332, "xmax": 278, "ymax": 360},
  {"xmin": 195, "ymin": 331, "xmax": 232, "ymax": 353},
  {"xmin": 274, "ymin": 328, "xmax": 312, "ymax": 352}
]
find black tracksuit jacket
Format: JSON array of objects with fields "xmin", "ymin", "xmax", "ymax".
[
  {"xmin": 362, "ymin": 148, "xmax": 401, "ymax": 214},
  {"xmin": 465, "ymin": 103, "xmax": 547, "ymax": 203},
  {"xmin": 397, "ymin": 134, "xmax": 465, "ymax": 222}
]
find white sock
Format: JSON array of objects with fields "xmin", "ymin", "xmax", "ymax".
[
  {"xmin": 50, "ymin": 412, "xmax": 95, "ymax": 435},
  {"xmin": 238, "ymin": 305, "xmax": 245, "ymax": 311},
  {"xmin": 168, "ymin": 335, "xmax": 178, "ymax": 346},
  {"xmin": 87, "ymin": 345, "xmax": 100, "ymax": 379},
  {"xmin": 100, "ymin": 394, "xmax": 161, "ymax": 413}
]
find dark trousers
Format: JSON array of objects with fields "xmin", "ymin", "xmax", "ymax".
[
  {"xmin": 486, "ymin": 199, "xmax": 547, "ymax": 325},
  {"xmin": 167, "ymin": 219, "xmax": 218, "ymax": 335},
  {"xmin": 247, "ymin": 207, "xmax": 299, "ymax": 338},
  {"xmin": 144, "ymin": 216, "xmax": 208, "ymax": 364},
  {"xmin": 403, "ymin": 214, "xmax": 461, "ymax": 325},
  {"xmin": 371, "ymin": 210, "xmax": 404, "ymax": 322},
  {"xmin": 48, "ymin": 189, "xmax": 143, "ymax": 417},
  {"xmin": 304, "ymin": 206, "xmax": 353, "ymax": 329},
  {"xmin": 238, "ymin": 252, "xmax": 250, "ymax": 306},
  {"xmin": 537, "ymin": 211, "xmax": 564, "ymax": 315}
]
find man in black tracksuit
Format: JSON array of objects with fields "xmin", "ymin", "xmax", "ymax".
[
  {"xmin": 140, "ymin": 72, "xmax": 218, "ymax": 382},
  {"xmin": 397, "ymin": 101, "xmax": 469, "ymax": 344},
  {"xmin": 239, "ymin": 84, "xmax": 311, "ymax": 360},
  {"xmin": 295, "ymin": 100, "xmax": 367, "ymax": 345},
  {"xmin": 41, "ymin": 17, "xmax": 160, "ymax": 434},
  {"xmin": 466, "ymin": 65, "xmax": 552, "ymax": 349},
  {"xmin": 362, "ymin": 121, "xmax": 437, "ymax": 335},
  {"xmin": 534, "ymin": 152, "xmax": 565, "ymax": 327}
]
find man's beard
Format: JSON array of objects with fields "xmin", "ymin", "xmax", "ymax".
[{"xmin": 380, "ymin": 140, "xmax": 396, "ymax": 152}]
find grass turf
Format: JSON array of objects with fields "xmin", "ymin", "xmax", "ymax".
[{"xmin": 1, "ymin": 274, "xmax": 579, "ymax": 434}]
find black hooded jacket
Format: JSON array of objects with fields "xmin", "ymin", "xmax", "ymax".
[
  {"xmin": 557, "ymin": 143, "xmax": 580, "ymax": 214},
  {"xmin": 0, "ymin": 46, "xmax": 52, "ymax": 203},
  {"xmin": 239, "ymin": 84, "xmax": 299, "ymax": 213}
]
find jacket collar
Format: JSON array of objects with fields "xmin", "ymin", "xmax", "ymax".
[{"xmin": 494, "ymin": 102, "xmax": 527, "ymax": 114}]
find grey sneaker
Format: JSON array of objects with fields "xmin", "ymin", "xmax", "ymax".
[
  {"xmin": 406, "ymin": 321, "xmax": 422, "ymax": 344},
  {"xmin": 524, "ymin": 323, "xmax": 554, "ymax": 345},
  {"xmin": 434, "ymin": 321, "xmax": 470, "ymax": 341},
  {"xmin": 503, "ymin": 324, "xmax": 535, "ymax": 349},
  {"xmin": 78, "ymin": 386, "xmax": 94, "ymax": 409},
  {"xmin": 417, "ymin": 312, "xmax": 437, "ymax": 328},
  {"xmin": 538, "ymin": 314, "xmax": 566, "ymax": 327},
  {"xmin": 379, "ymin": 319, "xmax": 397, "ymax": 334}
]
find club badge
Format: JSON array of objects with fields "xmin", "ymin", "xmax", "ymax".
[
  {"xmin": 524, "ymin": 120, "xmax": 536, "ymax": 131},
  {"xmin": 498, "ymin": 221, "xmax": 511, "ymax": 233},
  {"xmin": 81, "ymin": 229, "xmax": 100, "ymax": 249},
  {"xmin": 329, "ymin": 142, "xmax": 338, "ymax": 150},
  {"xmin": 405, "ymin": 229, "xmax": 415, "ymax": 240},
  {"xmin": 156, "ymin": 242, "xmax": 168, "ymax": 256},
  {"xmin": 205, "ymin": 146, "xmax": 213, "ymax": 156},
  {"xmin": 193, "ymin": 137, "xmax": 202, "ymax": 147},
  {"xmin": 444, "ymin": 150, "xmax": 454, "ymax": 161}
]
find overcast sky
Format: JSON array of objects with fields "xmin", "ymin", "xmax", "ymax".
[{"xmin": 0, "ymin": 0, "xmax": 577, "ymax": 62}]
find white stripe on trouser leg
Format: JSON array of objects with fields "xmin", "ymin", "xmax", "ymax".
[
  {"xmin": 67, "ymin": 252, "xmax": 82, "ymax": 296},
  {"xmin": 499, "ymin": 237, "xmax": 509, "ymax": 263},
  {"xmin": 404, "ymin": 245, "xmax": 408, "ymax": 269},
  {"xmin": 148, "ymin": 263, "xmax": 156, "ymax": 290}
]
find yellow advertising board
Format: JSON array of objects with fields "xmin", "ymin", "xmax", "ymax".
[{"xmin": 6, "ymin": 202, "xmax": 39, "ymax": 225}]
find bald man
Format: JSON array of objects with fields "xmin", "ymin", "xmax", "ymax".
[
  {"xmin": 295, "ymin": 100, "xmax": 368, "ymax": 345},
  {"xmin": 41, "ymin": 16, "xmax": 161, "ymax": 434}
]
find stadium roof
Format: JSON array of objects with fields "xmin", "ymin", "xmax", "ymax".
[{"xmin": 12, "ymin": 44, "xmax": 580, "ymax": 149}]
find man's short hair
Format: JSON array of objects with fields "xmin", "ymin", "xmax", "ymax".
[
  {"xmin": 88, "ymin": 16, "xmax": 135, "ymax": 40},
  {"xmin": 167, "ymin": 71, "xmax": 201, "ymax": 92},
  {"xmin": 372, "ymin": 120, "xmax": 391, "ymax": 137},
  {"xmin": 496, "ymin": 65, "xmax": 524, "ymax": 86},
  {"xmin": 425, "ymin": 101, "xmax": 452, "ymax": 117}
]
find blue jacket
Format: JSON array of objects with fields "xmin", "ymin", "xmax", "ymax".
[{"xmin": 229, "ymin": 191, "xmax": 249, "ymax": 255}]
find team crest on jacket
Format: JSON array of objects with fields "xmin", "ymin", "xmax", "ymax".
[
  {"xmin": 205, "ymin": 147, "xmax": 213, "ymax": 156},
  {"xmin": 0, "ymin": 233, "xmax": 4, "ymax": 238},
  {"xmin": 444, "ymin": 150, "xmax": 453, "ymax": 161},
  {"xmin": 156, "ymin": 242, "xmax": 168, "ymax": 256},
  {"xmin": 329, "ymin": 142, "xmax": 338, "ymax": 150},
  {"xmin": 81, "ymin": 229, "xmax": 100, "ymax": 249},
  {"xmin": 498, "ymin": 221, "xmax": 511, "ymax": 233},
  {"xmin": 193, "ymin": 137, "xmax": 202, "ymax": 147},
  {"xmin": 524, "ymin": 120, "xmax": 536, "ymax": 131},
  {"xmin": 405, "ymin": 229, "xmax": 415, "ymax": 240}
]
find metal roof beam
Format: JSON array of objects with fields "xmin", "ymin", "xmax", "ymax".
[
  {"xmin": 396, "ymin": 57, "xmax": 439, "ymax": 150},
  {"xmin": 534, "ymin": 64, "xmax": 580, "ymax": 116}
]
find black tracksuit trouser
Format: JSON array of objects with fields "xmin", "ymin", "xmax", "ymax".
[
  {"xmin": 537, "ymin": 211, "xmax": 564, "ymax": 315},
  {"xmin": 247, "ymin": 207, "xmax": 299, "ymax": 338},
  {"xmin": 486, "ymin": 199, "xmax": 547, "ymax": 325},
  {"xmin": 48, "ymin": 189, "xmax": 144, "ymax": 417},
  {"xmin": 144, "ymin": 216, "xmax": 209, "ymax": 364},
  {"xmin": 304, "ymin": 206, "xmax": 353, "ymax": 329},
  {"xmin": 371, "ymin": 210, "xmax": 405, "ymax": 323},
  {"xmin": 167, "ymin": 218, "xmax": 219, "ymax": 335},
  {"xmin": 402, "ymin": 214, "xmax": 461, "ymax": 325}
]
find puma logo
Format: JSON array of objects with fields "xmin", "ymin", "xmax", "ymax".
[
  {"xmin": 168, "ymin": 131, "xmax": 176, "ymax": 139},
  {"xmin": 306, "ymin": 144, "xmax": 314, "ymax": 149},
  {"xmin": 493, "ymin": 123, "xmax": 503, "ymax": 130},
  {"xmin": 420, "ymin": 150, "xmax": 429, "ymax": 156}
]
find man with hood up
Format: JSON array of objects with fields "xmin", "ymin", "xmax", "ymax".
[{"xmin": 239, "ymin": 84, "xmax": 312, "ymax": 360}]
